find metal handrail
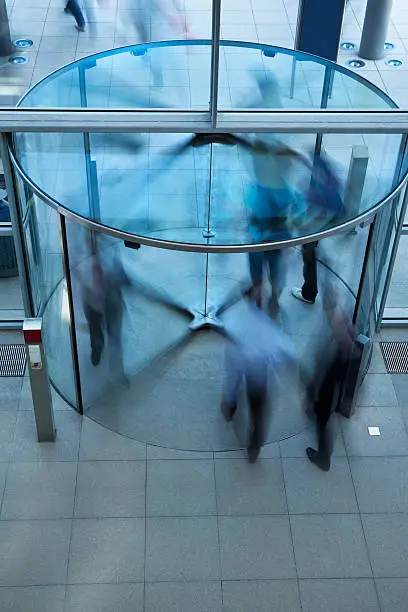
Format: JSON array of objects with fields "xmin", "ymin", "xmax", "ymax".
[{"xmin": 1, "ymin": 109, "xmax": 408, "ymax": 132}]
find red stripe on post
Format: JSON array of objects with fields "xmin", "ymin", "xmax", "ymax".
[{"xmin": 23, "ymin": 329, "xmax": 41, "ymax": 344}]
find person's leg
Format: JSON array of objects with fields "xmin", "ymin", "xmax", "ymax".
[
  {"xmin": 265, "ymin": 249, "xmax": 284, "ymax": 316},
  {"xmin": 245, "ymin": 252, "xmax": 264, "ymax": 307},
  {"xmin": 221, "ymin": 344, "xmax": 243, "ymax": 422},
  {"xmin": 106, "ymin": 297, "xmax": 129, "ymax": 386},
  {"xmin": 65, "ymin": 0, "xmax": 86, "ymax": 30},
  {"xmin": 307, "ymin": 352, "xmax": 346, "ymax": 470},
  {"xmin": 247, "ymin": 386, "xmax": 267, "ymax": 463},
  {"xmin": 301, "ymin": 241, "xmax": 318, "ymax": 302},
  {"xmin": 84, "ymin": 304, "xmax": 104, "ymax": 366},
  {"xmin": 246, "ymin": 361, "xmax": 268, "ymax": 463}
]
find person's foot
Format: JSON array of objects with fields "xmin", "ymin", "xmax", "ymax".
[
  {"xmin": 268, "ymin": 296, "xmax": 279, "ymax": 318},
  {"xmin": 221, "ymin": 400, "xmax": 236, "ymax": 423},
  {"xmin": 75, "ymin": 23, "xmax": 86, "ymax": 32},
  {"xmin": 91, "ymin": 347, "xmax": 102, "ymax": 366},
  {"xmin": 64, "ymin": 6, "xmax": 70, "ymax": 13},
  {"xmin": 306, "ymin": 447, "xmax": 330, "ymax": 471},
  {"xmin": 291, "ymin": 287, "xmax": 315, "ymax": 304},
  {"xmin": 247, "ymin": 444, "xmax": 260, "ymax": 464},
  {"xmin": 243, "ymin": 285, "xmax": 262, "ymax": 308}
]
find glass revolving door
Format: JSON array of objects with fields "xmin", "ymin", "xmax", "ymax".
[{"xmin": 10, "ymin": 39, "xmax": 407, "ymax": 451}]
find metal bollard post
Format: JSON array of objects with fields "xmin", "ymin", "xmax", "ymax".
[
  {"xmin": 359, "ymin": 0, "xmax": 394, "ymax": 61},
  {"xmin": 23, "ymin": 318, "xmax": 55, "ymax": 442},
  {"xmin": 344, "ymin": 145, "xmax": 369, "ymax": 225}
]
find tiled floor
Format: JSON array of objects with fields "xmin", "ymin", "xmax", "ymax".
[{"xmin": 1, "ymin": 331, "xmax": 408, "ymax": 610}]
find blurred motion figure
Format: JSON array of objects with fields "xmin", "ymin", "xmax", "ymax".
[
  {"xmin": 80, "ymin": 249, "xmax": 131, "ymax": 385},
  {"xmin": 221, "ymin": 300, "xmax": 296, "ymax": 463},
  {"xmin": 306, "ymin": 285, "xmax": 356, "ymax": 471}
]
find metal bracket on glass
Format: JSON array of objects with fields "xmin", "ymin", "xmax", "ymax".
[{"xmin": 189, "ymin": 310, "xmax": 224, "ymax": 331}]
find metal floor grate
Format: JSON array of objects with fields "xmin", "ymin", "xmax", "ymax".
[
  {"xmin": 0, "ymin": 344, "xmax": 26, "ymax": 377},
  {"xmin": 380, "ymin": 341, "xmax": 408, "ymax": 374}
]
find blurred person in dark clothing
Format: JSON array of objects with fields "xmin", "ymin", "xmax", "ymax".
[
  {"xmin": 64, "ymin": 0, "xmax": 86, "ymax": 31},
  {"xmin": 80, "ymin": 250, "xmax": 131, "ymax": 385},
  {"xmin": 292, "ymin": 154, "xmax": 345, "ymax": 305},
  {"xmin": 306, "ymin": 286, "xmax": 356, "ymax": 471}
]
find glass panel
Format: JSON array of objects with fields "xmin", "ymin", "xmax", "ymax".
[
  {"xmin": 65, "ymin": 220, "xmax": 207, "ymax": 427},
  {"xmin": 0, "ymin": 226, "xmax": 24, "ymax": 320},
  {"xmin": 220, "ymin": 42, "xmax": 396, "ymax": 112},
  {"xmin": 15, "ymin": 177, "xmax": 78, "ymax": 408},
  {"xmin": 13, "ymin": 127, "xmax": 404, "ymax": 248},
  {"xmin": 383, "ymin": 235, "xmax": 408, "ymax": 320},
  {"xmin": 19, "ymin": 42, "xmax": 211, "ymax": 111}
]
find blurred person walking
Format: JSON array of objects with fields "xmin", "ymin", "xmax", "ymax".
[
  {"xmin": 64, "ymin": 0, "xmax": 86, "ymax": 32},
  {"xmin": 80, "ymin": 250, "xmax": 131, "ymax": 385},
  {"xmin": 221, "ymin": 300, "xmax": 297, "ymax": 463},
  {"xmin": 244, "ymin": 137, "xmax": 302, "ymax": 316},
  {"xmin": 305, "ymin": 286, "xmax": 356, "ymax": 471},
  {"xmin": 292, "ymin": 154, "xmax": 345, "ymax": 305}
]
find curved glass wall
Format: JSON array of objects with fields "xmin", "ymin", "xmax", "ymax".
[{"xmin": 9, "ymin": 41, "xmax": 407, "ymax": 450}]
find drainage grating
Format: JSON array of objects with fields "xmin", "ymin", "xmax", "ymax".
[
  {"xmin": 0, "ymin": 344, "xmax": 26, "ymax": 377},
  {"xmin": 380, "ymin": 341, "xmax": 408, "ymax": 373}
]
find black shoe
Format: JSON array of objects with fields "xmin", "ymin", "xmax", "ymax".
[
  {"xmin": 306, "ymin": 447, "xmax": 330, "ymax": 471},
  {"xmin": 247, "ymin": 444, "xmax": 260, "ymax": 464},
  {"xmin": 64, "ymin": 5, "xmax": 70, "ymax": 13},
  {"xmin": 221, "ymin": 401, "xmax": 236, "ymax": 423},
  {"xmin": 91, "ymin": 347, "xmax": 102, "ymax": 366}
]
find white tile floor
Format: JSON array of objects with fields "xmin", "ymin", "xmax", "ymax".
[{"xmin": 1, "ymin": 337, "xmax": 408, "ymax": 610}]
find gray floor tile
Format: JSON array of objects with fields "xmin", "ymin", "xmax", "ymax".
[
  {"xmin": 291, "ymin": 515, "xmax": 372, "ymax": 579},
  {"xmin": 0, "ymin": 462, "xmax": 7, "ymax": 501},
  {"xmin": 65, "ymin": 583, "xmax": 144, "ymax": 612},
  {"xmin": 222, "ymin": 579, "xmax": 301, "ymax": 612},
  {"xmin": 391, "ymin": 375, "xmax": 408, "ymax": 409},
  {"xmin": 0, "ymin": 586, "xmax": 65, "ymax": 612},
  {"xmin": 368, "ymin": 342, "xmax": 387, "ymax": 374},
  {"xmin": 0, "ymin": 412, "xmax": 16, "ymax": 462},
  {"xmin": 376, "ymin": 578, "xmax": 408, "ymax": 612},
  {"xmin": 68, "ymin": 518, "xmax": 145, "ymax": 583},
  {"xmin": 74, "ymin": 460, "xmax": 145, "ymax": 518},
  {"xmin": 283, "ymin": 457, "xmax": 358, "ymax": 514},
  {"xmin": 145, "ymin": 581, "xmax": 222, "ymax": 612},
  {"xmin": 215, "ymin": 458, "xmax": 287, "ymax": 515},
  {"xmin": 1, "ymin": 461, "xmax": 77, "ymax": 519},
  {"xmin": 279, "ymin": 422, "xmax": 346, "ymax": 458},
  {"xmin": 342, "ymin": 405, "xmax": 408, "ymax": 456},
  {"xmin": 0, "ymin": 378, "xmax": 22, "ymax": 411},
  {"xmin": 350, "ymin": 457, "xmax": 408, "ymax": 512},
  {"xmin": 357, "ymin": 374, "xmax": 398, "ymax": 406},
  {"xmin": 146, "ymin": 517, "xmax": 220, "ymax": 581},
  {"xmin": 0, "ymin": 519, "xmax": 71, "ymax": 586},
  {"xmin": 214, "ymin": 442, "xmax": 280, "ymax": 459},
  {"xmin": 79, "ymin": 418, "xmax": 146, "ymax": 461},
  {"xmin": 147, "ymin": 445, "xmax": 213, "ymax": 460},
  {"xmin": 362, "ymin": 514, "xmax": 408, "ymax": 577},
  {"xmin": 299, "ymin": 579, "xmax": 380, "ymax": 612},
  {"xmin": 146, "ymin": 459, "xmax": 216, "ymax": 516},
  {"xmin": 219, "ymin": 516, "xmax": 296, "ymax": 580},
  {"xmin": 12, "ymin": 411, "xmax": 81, "ymax": 461}
]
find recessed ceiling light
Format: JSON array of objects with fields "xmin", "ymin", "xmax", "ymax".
[{"xmin": 368, "ymin": 426, "xmax": 381, "ymax": 436}]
